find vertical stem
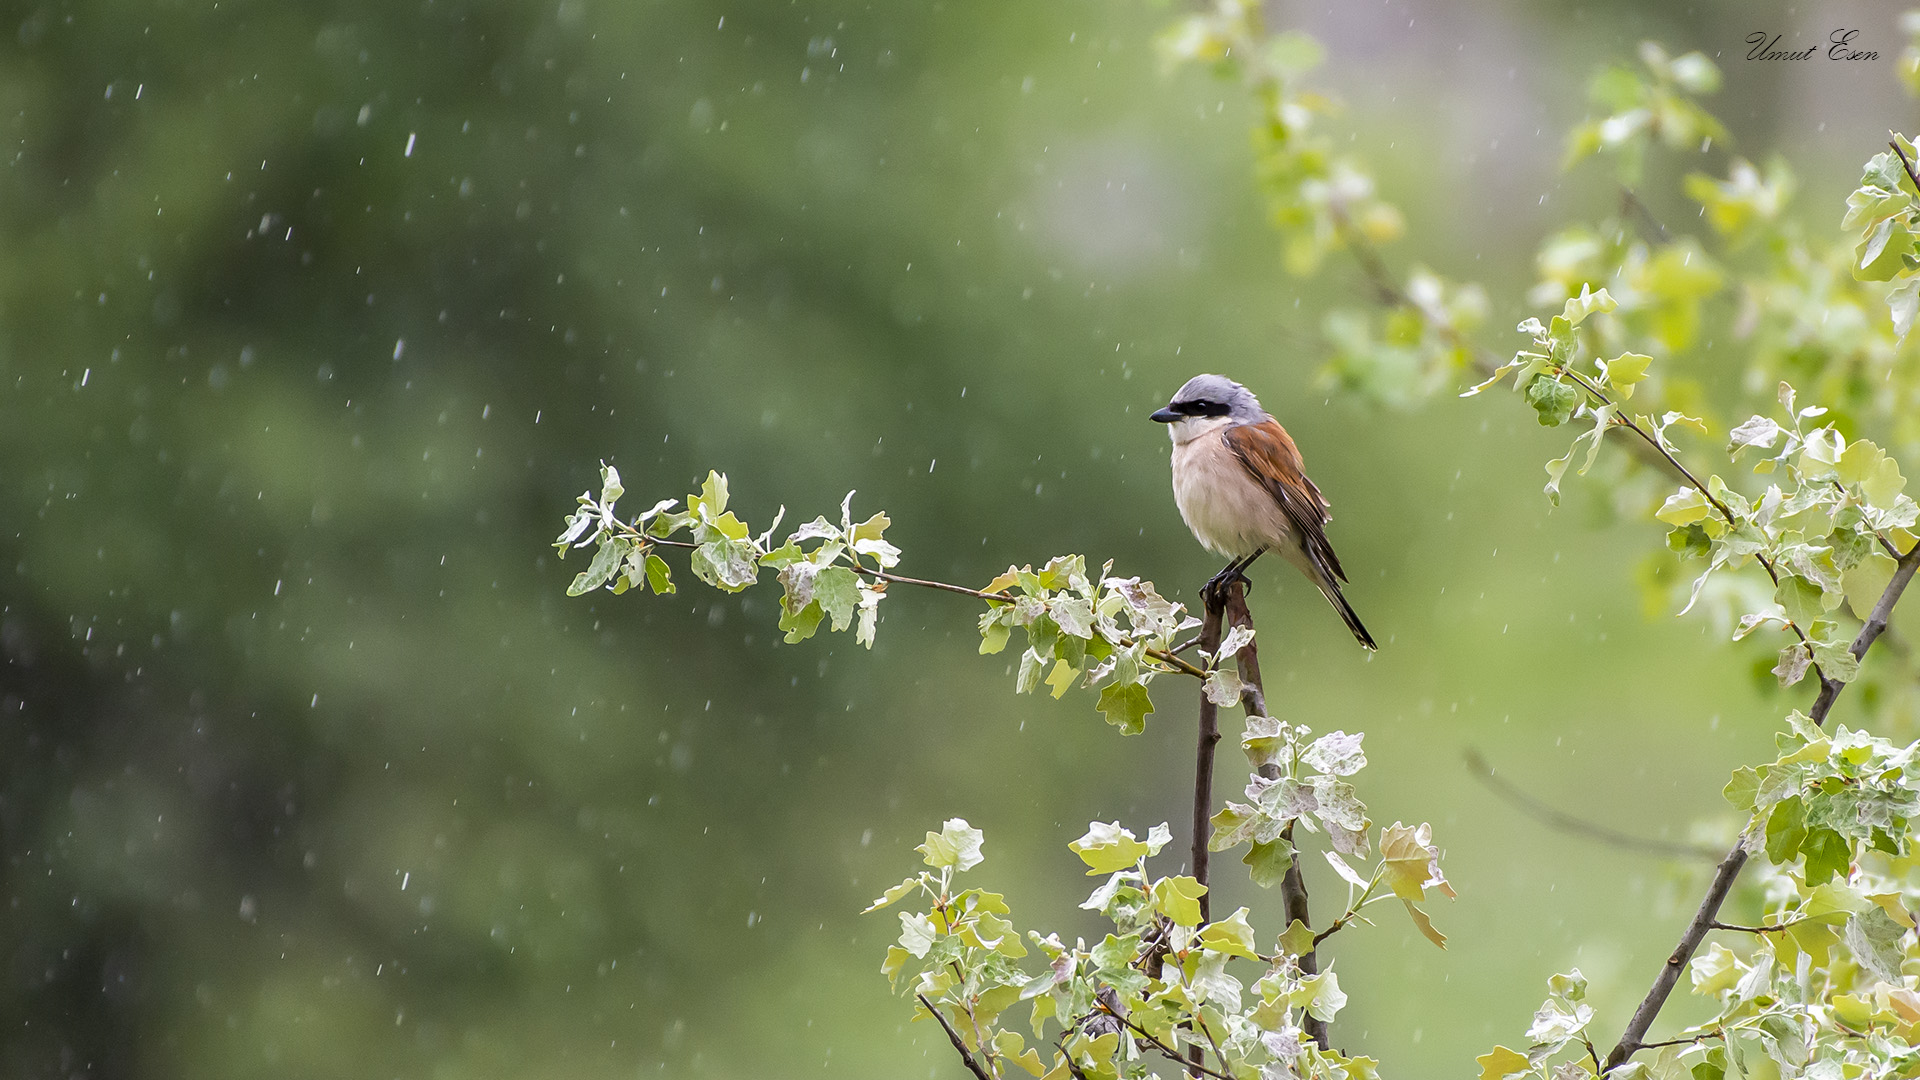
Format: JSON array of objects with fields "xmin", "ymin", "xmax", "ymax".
[
  {"xmin": 1192, "ymin": 592, "xmax": 1226, "ymax": 926},
  {"xmin": 1186, "ymin": 586, "xmax": 1229, "ymax": 1080},
  {"xmin": 1223, "ymin": 586, "xmax": 1329, "ymax": 1051}
]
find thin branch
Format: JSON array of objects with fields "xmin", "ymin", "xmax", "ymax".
[
  {"xmin": 1055, "ymin": 1041, "xmax": 1092, "ymax": 1080},
  {"xmin": 1106, "ymin": 1011, "xmax": 1235, "ymax": 1080},
  {"xmin": 1602, "ymin": 538, "xmax": 1920, "ymax": 1073},
  {"xmin": 1635, "ymin": 1032, "xmax": 1722, "ymax": 1052},
  {"xmin": 633, "ymin": 531, "xmax": 1212, "ymax": 678},
  {"xmin": 1620, "ymin": 188, "xmax": 1672, "ymax": 244},
  {"xmin": 1890, "ymin": 137, "xmax": 1920, "ymax": 196},
  {"xmin": 1465, "ymin": 749, "xmax": 1722, "ymax": 861},
  {"xmin": 1811, "ymin": 537, "xmax": 1920, "ymax": 720},
  {"xmin": 1709, "ymin": 917, "xmax": 1808, "ymax": 934},
  {"xmin": 917, "ymin": 994, "xmax": 994, "ymax": 1080}
]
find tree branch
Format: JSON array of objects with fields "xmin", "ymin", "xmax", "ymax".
[
  {"xmin": 918, "ymin": 994, "xmax": 994, "ymax": 1080},
  {"xmin": 1601, "ymin": 537, "xmax": 1920, "ymax": 1072},
  {"xmin": 1465, "ymin": 749, "xmax": 1722, "ymax": 861}
]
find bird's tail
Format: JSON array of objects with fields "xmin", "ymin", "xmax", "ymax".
[{"xmin": 1317, "ymin": 579, "xmax": 1377, "ymax": 651}]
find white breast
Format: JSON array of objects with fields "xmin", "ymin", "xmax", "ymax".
[{"xmin": 1168, "ymin": 427, "xmax": 1296, "ymax": 560}]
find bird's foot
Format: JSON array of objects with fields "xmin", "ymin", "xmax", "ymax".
[{"xmin": 1200, "ymin": 564, "xmax": 1249, "ymax": 611}]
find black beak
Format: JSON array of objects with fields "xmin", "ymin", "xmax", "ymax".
[{"xmin": 1150, "ymin": 406, "xmax": 1180, "ymax": 423}]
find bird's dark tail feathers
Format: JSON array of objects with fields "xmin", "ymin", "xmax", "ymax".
[{"xmin": 1317, "ymin": 580, "xmax": 1377, "ymax": 651}]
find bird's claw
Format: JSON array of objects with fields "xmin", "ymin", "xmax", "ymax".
[{"xmin": 1200, "ymin": 565, "xmax": 1249, "ymax": 610}]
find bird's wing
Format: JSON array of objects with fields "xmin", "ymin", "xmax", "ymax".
[{"xmin": 1222, "ymin": 419, "xmax": 1348, "ymax": 584}]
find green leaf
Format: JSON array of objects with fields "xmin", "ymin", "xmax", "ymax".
[
  {"xmin": 1044, "ymin": 659, "xmax": 1077, "ymax": 700},
  {"xmin": 849, "ymin": 511, "xmax": 890, "ymax": 544},
  {"xmin": 1243, "ymin": 839, "xmax": 1294, "ymax": 890},
  {"xmin": 978, "ymin": 614, "xmax": 1011, "ymax": 655},
  {"xmin": 1561, "ymin": 284, "xmax": 1618, "ymax": 326},
  {"xmin": 1526, "ymin": 374, "xmax": 1581, "ymax": 427},
  {"xmin": 1151, "ymin": 875, "xmax": 1207, "ymax": 927},
  {"xmin": 1198, "ymin": 907, "xmax": 1261, "ymax": 960},
  {"xmin": 1544, "ymin": 452, "xmax": 1572, "ymax": 506},
  {"xmin": 898, "ymin": 911, "xmax": 937, "ymax": 958},
  {"xmin": 917, "ymin": 818, "xmax": 985, "ymax": 871},
  {"xmin": 1303, "ymin": 730, "xmax": 1366, "ymax": 777},
  {"xmin": 1603, "ymin": 352, "xmax": 1652, "ymax": 399},
  {"xmin": 1723, "ymin": 766, "xmax": 1760, "ymax": 811},
  {"xmin": 1855, "ymin": 215, "xmax": 1917, "ymax": 281},
  {"xmin": 598, "ymin": 462, "xmax": 624, "ymax": 505},
  {"xmin": 1477, "ymin": 1046, "xmax": 1530, "ymax": 1080},
  {"xmin": 1838, "ymin": 439, "xmax": 1908, "ymax": 508},
  {"xmin": 777, "ymin": 598, "xmax": 825, "ymax": 643},
  {"xmin": 1293, "ymin": 969, "xmax": 1347, "ymax": 1021},
  {"xmin": 1728, "ymin": 415, "xmax": 1783, "ymax": 456},
  {"xmin": 1802, "ymin": 827, "xmax": 1851, "ymax": 885},
  {"xmin": 643, "ymin": 552, "xmax": 675, "ymax": 595},
  {"xmin": 1095, "ymin": 680, "xmax": 1154, "ymax": 735},
  {"xmin": 1773, "ymin": 643, "xmax": 1812, "ymax": 687},
  {"xmin": 1655, "ymin": 487, "xmax": 1710, "ymax": 526},
  {"xmin": 697, "ymin": 470, "xmax": 729, "ymax": 516},
  {"xmin": 689, "ymin": 538, "xmax": 759, "ymax": 592},
  {"xmin": 567, "ymin": 536, "xmax": 628, "ymax": 596},
  {"xmin": 1403, "ymin": 899, "xmax": 1447, "ymax": 949},
  {"xmin": 1891, "ymin": 278, "xmax": 1920, "ymax": 343},
  {"xmin": 1774, "ymin": 574, "xmax": 1826, "ymax": 629},
  {"xmin": 1765, "ymin": 795, "xmax": 1806, "ymax": 864},
  {"xmin": 1844, "ymin": 553, "xmax": 1899, "ymax": 620},
  {"xmin": 1277, "ymin": 918, "xmax": 1316, "ymax": 957},
  {"xmin": 1844, "ymin": 905, "xmax": 1909, "ymax": 983},
  {"xmin": 814, "ymin": 566, "xmax": 862, "ymax": 632},
  {"xmin": 1069, "ymin": 822, "xmax": 1150, "ymax": 874},
  {"xmin": 1381, "ymin": 822, "xmax": 1446, "ymax": 901},
  {"xmin": 863, "ymin": 876, "xmax": 923, "ymax": 913}
]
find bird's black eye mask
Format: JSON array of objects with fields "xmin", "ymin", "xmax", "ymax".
[{"xmin": 1170, "ymin": 399, "xmax": 1232, "ymax": 417}]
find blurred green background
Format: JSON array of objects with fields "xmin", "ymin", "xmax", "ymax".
[{"xmin": 3, "ymin": 1, "xmax": 1917, "ymax": 1076}]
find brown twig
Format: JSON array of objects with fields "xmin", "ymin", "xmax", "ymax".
[
  {"xmin": 917, "ymin": 994, "xmax": 994, "ymax": 1080},
  {"xmin": 1601, "ymin": 538, "xmax": 1920, "ymax": 1073},
  {"xmin": 1890, "ymin": 136, "xmax": 1920, "ymax": 196},
  {"xmin": 1620, "ymin": 188, "xmax": 1672, "ymax": 244},
  {"xmin": 1709, "ymin": 917, "xmax": 1808, "ymax": 934},
  {"xmin": 1465, "ymin": 749, "xmax": 1722, "ymax": 861},
  {"xmin": 1055, "ymin": 1041, "xmax": 1092, "ymax": 1080}
]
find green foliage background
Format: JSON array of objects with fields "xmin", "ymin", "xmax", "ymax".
[{"xmin": 2, "ymin": 1, "xmax": 1914, "ymax": 1076}]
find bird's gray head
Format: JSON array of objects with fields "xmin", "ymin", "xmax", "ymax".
[{"xmin": 1149, "ymin": 374, "xmax": 1266, "ymax": 428}]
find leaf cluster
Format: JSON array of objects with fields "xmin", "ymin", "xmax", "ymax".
[{"xmin": 870, "ymin": 819, "xmax": 1381, "ymax": 1080}]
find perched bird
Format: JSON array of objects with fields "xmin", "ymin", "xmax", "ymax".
[{"xmin": 1150, "ymin": 374, "xmax": 1376, "ymax": 649}]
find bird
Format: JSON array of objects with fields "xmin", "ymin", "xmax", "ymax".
[{"xmin": 1150, "ymin": 373, "xmax": 1376, "ymax": 650}]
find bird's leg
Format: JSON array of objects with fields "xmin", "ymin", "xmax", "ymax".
[{"xmin": 1201, "ymin": 549, "xmax": 1265, "ymax": 610}]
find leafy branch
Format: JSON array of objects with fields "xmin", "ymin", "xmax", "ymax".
[{"xmin": 555, "ymin": 466, "xmax": 1210, "ymax": 734}]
